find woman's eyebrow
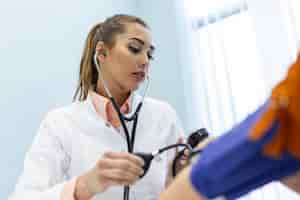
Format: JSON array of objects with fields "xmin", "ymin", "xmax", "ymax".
[{"xmin": 129, "ymin": 37, "xmax": 155, "ymax": 51}]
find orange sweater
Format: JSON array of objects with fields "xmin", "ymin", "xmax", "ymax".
[{"xmin": 250, "ymin": 54, "xmax": 300, "ymax": 158}]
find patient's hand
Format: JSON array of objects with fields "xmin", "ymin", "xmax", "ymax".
[
  {"xmin": 281, "ymin": 170, "xmax": 300, "ymax": 193},
  {"xmin": 160, "ymin": 167, "xmax": 204, "ymax": 200}
]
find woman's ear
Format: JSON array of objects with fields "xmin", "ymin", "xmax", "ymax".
[{"xmin": 95, "ymin": 41, "xmax": 107, "ymax": 61}]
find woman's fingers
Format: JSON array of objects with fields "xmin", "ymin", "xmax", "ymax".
[
  {"xmin": 196, "ymin": 137, "xmax": 215, "ymax": 150},
  {"xmin": 180, "ymin": 149, "xmax": 190, "ymax": 165},
  {"xmin": 99, "ymin": 168, "xmax": 140, "ymax": 184},
  {"xmin": 103, "ymin": 151, "xmax": 145, "ymax": 167},
  {"xmin": 97, "ymin": 157, "xmax": 144, "ymax": 177},
  {"xmin": 99, "ymin": 176, "xmax": 136, "ymax": 188},
  {"xmin": 175, "ymin": 137, "xmax": 185, "ymax": 154},
  {"xmin": 94, "ymin": 151, "xmax": 145, "ymax": 188},
  {"xmin": 78, "ymin": 151, "xmax": 146, "ymax": 196}
]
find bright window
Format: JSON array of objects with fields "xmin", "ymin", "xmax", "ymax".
[{"xmin": 184, "ymin": 1, "xmax": 266, "ymax": 135}]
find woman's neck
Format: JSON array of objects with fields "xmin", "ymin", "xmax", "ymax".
[{"xmin": 96, "ymin": 82, "xmax": 130, "ymax": 107}]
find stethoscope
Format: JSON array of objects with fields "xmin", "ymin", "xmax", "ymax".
[
  {"xmin": 93, "ymin": 53, "xmax": 149, "ymax": 153},
  {"xmin": 94, "ymin": 53, "xmax": 151, "ymax": 200},
  {"xmin": 93, "ymin": 54, "xmax": 208, "ymax": 200}
]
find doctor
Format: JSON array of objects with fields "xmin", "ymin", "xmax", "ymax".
[{"xmin": 10, "ymin": 14, "xmax": 185, "ymax": 200}]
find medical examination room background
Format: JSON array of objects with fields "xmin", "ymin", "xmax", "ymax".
[{"xmin": 0, "ymin": 0, "xmax": 299, "ymax": 199}]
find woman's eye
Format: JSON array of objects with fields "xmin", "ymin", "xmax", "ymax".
[
  {"xmin": 147, "ymin": 53, "xmax": 154, "ymax": 60},
  {"xmin": 129, "ymin": 46, "xmax": 141, "ymax": 54},
  {"xmin": 129, "ymin": 46, "xmax": 154, "ymax": 60}
]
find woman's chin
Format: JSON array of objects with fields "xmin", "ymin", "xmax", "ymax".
[
  {"xmin": 128, "ymin": 82, "xmax": 141, "ymax": 92},
  {"xmin": 125, "ymin": 79, "xmax": 146, "ymax": 92},
  {"xmin": 130, "ymin": 85, "xmax": 139, "ymax": 92}
]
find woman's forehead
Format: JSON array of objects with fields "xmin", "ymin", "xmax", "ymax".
[{"xmin": 117, "ymin": 23, "xmax": 154, "ymax": 49}]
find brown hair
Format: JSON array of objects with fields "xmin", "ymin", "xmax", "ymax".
[{"xmin": 73, "ymin": 14, "xmax": 149, "ymax": 101}]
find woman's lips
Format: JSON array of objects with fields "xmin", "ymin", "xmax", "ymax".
[{"xmin": 132, "ymin": 72, "xmax": 145, "ymax": 82}]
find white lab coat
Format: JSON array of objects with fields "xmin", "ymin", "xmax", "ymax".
[{"xmin": 9, "ymin": 94, "xmax": 184, "ymax": 200}]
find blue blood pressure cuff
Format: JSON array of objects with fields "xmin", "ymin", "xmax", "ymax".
[{"xmin": 189, "ymin": 102, "xmax": 300, "ymax": 200}]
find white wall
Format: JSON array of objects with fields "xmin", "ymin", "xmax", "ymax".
[{"xmin": 0, "ymin": 0, "xmax": 137, "ymax": 198}]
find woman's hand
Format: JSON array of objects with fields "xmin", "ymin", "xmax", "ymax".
[
  {"xmin": 165, "ymin": 136, "xmax": 215, "ymax": 187},
  {"xmin": 174, "ymin": 136, "xmax": 215, "ymax": 173},
  {"xmin": 195, "ymin": 136, "xmax": 215, "ymax": 151},
  {"xmin": 165, "ymin": 137, "xmax": 188, "ymax": 186},
  {"xmin": 174, "ymin": 137, "xmax": 189, "ymax": 172},
  {"xmin": 75, "ymin": 151, "xmax": 145, "ymax": 200}
]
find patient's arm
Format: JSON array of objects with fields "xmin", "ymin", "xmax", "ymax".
[
  {"xmin": 159, "ymin": 166, "xmax": 204, "ymax": 200},
  {"xmin": 281, "ymin": 171, "xmax": 300, "ymax": 193}
]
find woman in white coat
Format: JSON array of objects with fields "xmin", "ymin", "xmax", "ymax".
[{"xmin": 9, "ymin": 14, "xmax": 184, "ymax": 200}]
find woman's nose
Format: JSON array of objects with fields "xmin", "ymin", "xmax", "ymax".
[
  {"xmin": 139, "ymin": 53, "xmax": 150, "ymax": 69},
  {"xmin": 139, "ymin": 63, "xmax": 149, "ymax": 71}
]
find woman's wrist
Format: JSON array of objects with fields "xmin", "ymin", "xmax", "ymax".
[{"xmin": 74, "ymin": 175, "xmax": 94, "ymax": 200}]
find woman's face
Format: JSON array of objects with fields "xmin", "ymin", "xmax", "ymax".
[{"xmin": 98, "ymin": 22, "xmax": 154, "ymax": 93}]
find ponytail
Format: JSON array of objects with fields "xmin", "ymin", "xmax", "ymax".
[{"xmin": 73, "ymin": 23, "xmax": 101, "ymax": 101}]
